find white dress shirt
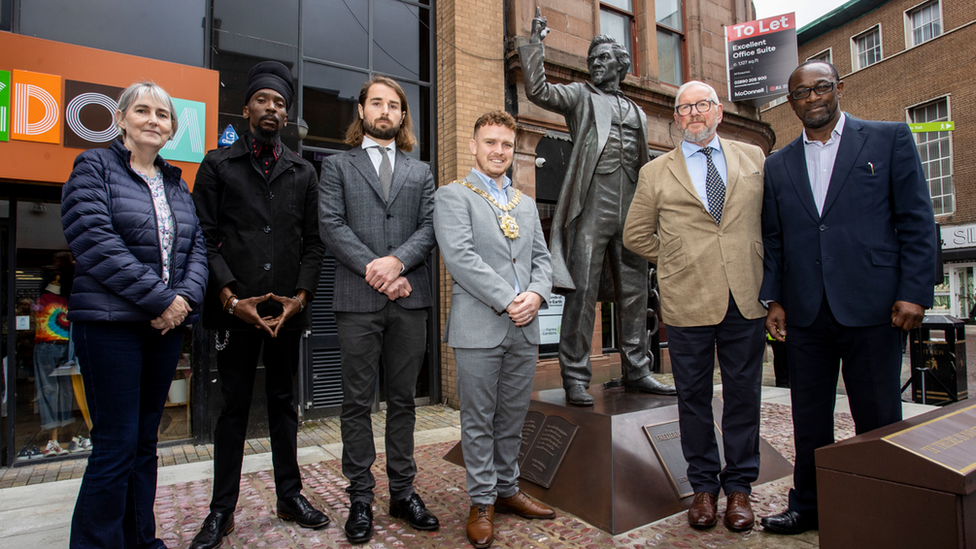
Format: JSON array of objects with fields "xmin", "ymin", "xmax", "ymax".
[{"xmin": 802, "ymin": 111, "xmax": 846, "ymax": 215}]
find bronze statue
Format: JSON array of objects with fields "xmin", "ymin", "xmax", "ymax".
[{"xmin": 519, "ymin": 8, "xmax": 676, "ymax": 406}]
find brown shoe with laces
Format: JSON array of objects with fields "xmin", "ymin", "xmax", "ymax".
[
  {"xmin": 688, "ymin": 492, "xmax": 718, "ymax": 529},
  {"xmin": 724, "ymin": 491, "xmax": 755, "ymax": 531},
  {"xmin": 495, "ymin": 490, "xmax": 555, "ymax": 519},
  {"xmin": 466, "ymin": 504, "xmax": 494, "ymax": 548}
]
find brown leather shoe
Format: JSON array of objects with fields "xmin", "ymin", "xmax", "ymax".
[
  {"xmin": 495, "ymin": 490, "xmax": 555, "ymax": 519},
  {"xmin": 466, "ymin": 504, "xmax": 494, "ymax": 549},
  {"xmin": 688, "ymin": 492, "xmax": 718, "ymax": 529},
  {"xmin": 724, "ymin": 491, "xmax": 755, "ymax": 531}
]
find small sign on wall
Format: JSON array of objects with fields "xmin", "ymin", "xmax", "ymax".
[{"xmin": 15, "ymin": 315, "xmax": 30, "ymax": 330}]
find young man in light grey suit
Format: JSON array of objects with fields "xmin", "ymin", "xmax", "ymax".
[
  {"xmin": 319, "ymin": 75, "xmax": 438, "ymax": 544},
  {"xmin": 434, "ymin": 111, "xmax": 554, "ymax": 549}
]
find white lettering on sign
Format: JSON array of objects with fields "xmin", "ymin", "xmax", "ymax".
[{"xmin": 941, "ymin": 224, "xmax": 976, "ymax": 250}]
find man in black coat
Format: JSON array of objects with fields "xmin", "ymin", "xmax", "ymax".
[{"xmin": 189, "ymin": 61, "xmax": 328, "ymax": 549}]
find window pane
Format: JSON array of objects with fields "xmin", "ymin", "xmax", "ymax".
[
  {"xmin": 601, "ymin": 9, "xmax": 633, "ymax": 58},
  {"xmin": 912, "ymin": 97, "xmax": 952, "ymax": 214},
  {"xmin": 656, "ymin": 0, "xmax": 683, "ymax": 31},
  {"xmin": 657, "ymin": 30, "xmax": 683, "ymax": 85},
  {"xmin": 0, "ymin": 0, "xmax": 10, "ymax": 31},
  {"xmin": 21, "ymin": 0, "xmax": 206, "ymax": 66},
  {"xmin": 301, "ymin": 64, "xmax": 368, "ymax": 152},
  {"xmin": 304, "ymin": 0, "xmax": 369, "ymax": 68},
  {"xmin": 603, "ymin": 0, "xmax": 634, "ymax": 12},
  {"xmin": 910, "ymin": 1, "xmax": 942, "ymax": 46},
  {"xmin": 374, "ymin": 0, "xmax": 428, "ymax": 80}
]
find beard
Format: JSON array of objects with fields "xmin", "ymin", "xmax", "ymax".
[
  {"xmin": 364, "ymin": 116, "xmax": 400, "ymax": 141},
  {"xmin": 253, "ymin": 115, "xmax": 281, "ymax": 142},
  {"xmin": 802, "ymin": 106, "xmax": 835, "ymax": 129},
  {"xmin": 681, "ymin": 117, "xmax": 720, "ymax": 144}
]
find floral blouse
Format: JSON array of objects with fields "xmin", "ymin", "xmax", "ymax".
[{"xmin": 137, "ymin": 170, "xmax": 175, "ymax": 284}]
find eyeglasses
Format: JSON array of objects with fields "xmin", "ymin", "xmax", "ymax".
[
  {"xmin": 675, "ymin": 100, "xmax": 714, "ymax": 116},
  {"xmin": 790, "ymin": 81, "xmax": 836, "ymax": 100}
]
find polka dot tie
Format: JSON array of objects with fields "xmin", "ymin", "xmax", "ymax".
[{"xmin": 700, "ymin": 147, "xmax": 725, "ymax": 224}]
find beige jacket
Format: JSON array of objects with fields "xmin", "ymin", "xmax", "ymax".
[{"xmin": 623, "ymin": 137, "xmax": 766, "ymax": 327}]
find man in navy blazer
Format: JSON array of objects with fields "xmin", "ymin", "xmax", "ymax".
[
  {"xmin": 760, "ymin": 60, "xmax": 936, "ymax": 535},
  {"xmin": 319, "ymin": 75, "xmax": 439, "ymax": 543}
]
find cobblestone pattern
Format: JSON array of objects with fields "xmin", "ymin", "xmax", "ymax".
[{"xmin": 0, "ymin": 404, "xmax": 462, "ymax": 489}]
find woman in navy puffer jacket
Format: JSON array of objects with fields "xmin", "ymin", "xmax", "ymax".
[{"xmin": 61, "ymin": 82, "xmax": 208, "ymax": 549}]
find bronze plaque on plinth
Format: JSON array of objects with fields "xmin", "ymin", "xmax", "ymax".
[
  {"xmin": 644, "ymin": 421, "xmax": 725, "ymax": 498},
  {"xmin": 817, "ymin": 400, "xmax": 976, "ymax": 549},
  {"xmin": 445, "ymin": 387, "xmax": 792, "ymax": 534},
  {"xmin": 519, "ymin": 413, "xmax": 578, "ymax": 489}
]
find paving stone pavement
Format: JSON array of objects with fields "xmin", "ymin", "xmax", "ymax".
[{"xmin": 0, "ymin": 351, "xmax": 943, "ymax": 548}]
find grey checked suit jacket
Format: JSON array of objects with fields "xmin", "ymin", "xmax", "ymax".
[
  {"xmin": 319, "ymin": 146, "xmax": 436, "ymax": 313},
  {"xmin": 434, "ymin": 171, "xmax": 553, "ymax": 349}
]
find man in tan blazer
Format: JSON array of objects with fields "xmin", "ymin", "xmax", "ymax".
[{"xmin": 623, "ymin": 81, "xmax": 766, "ymax": 533}]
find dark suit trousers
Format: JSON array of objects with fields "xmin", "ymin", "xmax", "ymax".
[
  {"xmin": 560, "ymin": 169, "xmax": 650, "ymax": 387},
  {"xmin": 210, "ymin": 330, "xmax": 302, "ymax": 513},
  {"xmin": 666, "ymin": 294, "xmax": 764, "ymax": 496},
  {"xmin": 786, "ymin": 297, "xmax": 902, "ymax": 514},
  {"xmin": 336, "ymin": 302, "xmax": 428, "ymax": 504}
]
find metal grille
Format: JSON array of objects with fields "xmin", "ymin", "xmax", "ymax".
[
  {"xmin": 310, "ymin": 347, "xmax": 343, "ymax": 409},
  {"xmin": 310, "ymin": 257, "xmax": 337, "ymax": 336}
]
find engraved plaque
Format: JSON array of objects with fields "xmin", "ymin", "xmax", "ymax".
[
  {"xmin": 518, "ymin": 410, "xmax": 546, "ymax": 466},
  {"xmin": 644, "ymin": 420, "xmax": 725, "ymax": 498},
  {"xmin": 519, "ymin": 414, "xmax": 579, "ymax": 489},
  {"xmin": 883, "ymin": 402, "xmax": 976, "ymax": 473}
]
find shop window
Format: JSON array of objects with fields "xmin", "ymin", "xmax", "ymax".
[
  {"xmin": 907, "ymin": 0, "xmax": 941, "ymax": 47},
  {"xmin": 852, "ymin": 26, "xmax": 882, "ymax": 71},
  {"xmin": 19, "ymin": 0, "xmax": 206, "ymax": 67},
  {"xmin": 933, "ymin": 269, "xmax": 950, "ymax": 313},
  {"xmin": 911, "ymin": 98, "xmax": 953, "ymax": 215},
  {"xmin": 600, "ymin": 0, "xmax": 638, "ymax": 74},
  {"xmin": 655, "ymin": 0, "xmax": 684, "ymax": 85}
]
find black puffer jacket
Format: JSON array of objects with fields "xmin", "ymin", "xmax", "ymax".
[{"xmin": 61, "ymin": 140, "xmax": 209, "ymax": 322}]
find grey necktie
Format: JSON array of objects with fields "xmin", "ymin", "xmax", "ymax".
[
  {"xmin": 700, "ymin": 147, "xmax": 725, "ymax": 224},
  {"xmin": 374, "ymin": 146, "xmax": 393, "ymax": 201}
]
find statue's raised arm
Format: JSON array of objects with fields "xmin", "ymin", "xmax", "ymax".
[{"xmin": 530, "ymin": 6, "xmax": 549, "ymax": 44}]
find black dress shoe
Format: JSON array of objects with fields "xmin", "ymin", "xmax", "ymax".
[
  {"xmin": 761, "ymin": 509, "xmax": 818, "ymax": 535},
  {"xmin": 566, "ymin": 384, "xmax": 594, "ymax": 406},
  {"xmin": 624, "ymin": 375, "xmax": 677, "ymax": 396},
  {"xmin": 345, "ymin": 501, "xmax": 374, "ymax": 544},
  {"xmin": 389, "ymin": 493, "xmax": 440, "ymax": 530},
  {"xmin": 276, "ymin": 494, "xmax": 330, "ymax": 529},
  {"xmin": 190, "ymin": 511, "xmax": 234, "ymax": 549}
]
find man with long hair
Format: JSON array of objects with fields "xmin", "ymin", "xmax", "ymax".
[{"xmin": 319, "ymin": 75, "xmax": 439, "ymax": 544}]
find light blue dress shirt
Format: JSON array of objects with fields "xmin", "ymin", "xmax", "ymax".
[
  {"xmin": 471, "ymin": 168, "xmax": 520, "ymax": 293},
  {"xmin": 802, "ymin": 111, "xmax": 846, "ymax": 216},
  {"xmin": 681, "ymin": 135, "xmax": 728, "ymax": 210}
]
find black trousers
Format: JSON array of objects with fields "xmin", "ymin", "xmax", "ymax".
[
  {"xmin": 786, "ymin": 298, "xmax": 902, "ymax": 514},
  {"xmin": 666, "ymin": 295, "xmax": 765, "ymax": 496},
  {"xmin": 336, "ymin": 302, "xmax": 428, "ymax": 504},
  {"xmin": 210, "ymin": 330, "xmax": 302, "ymax": 514}
]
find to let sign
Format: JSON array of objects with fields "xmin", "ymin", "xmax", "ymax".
[{"xmin": 725, "ymin": 13, "xmax": 798, "ymax": 104}]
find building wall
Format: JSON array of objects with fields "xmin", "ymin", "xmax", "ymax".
[
  {"xmin": 436, "ymin": 0, "xmax": 507, "ymax": 408},
  {"xmin": 762, "ymin": 0, "xmax": 976, "ymax": 226}
]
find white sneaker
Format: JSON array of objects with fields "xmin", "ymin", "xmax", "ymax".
[
  {"xmin": 69, "ymin": 436, "xmax": 92, "ymax": 452},
  {"xmin": 44, "ymin": 440, "xmax": 68, "ymax": 457}
]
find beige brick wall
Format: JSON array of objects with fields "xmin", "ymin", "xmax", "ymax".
[{"xmin": 436, "ymin": 0, "xmax": 506, "ymax": 408}]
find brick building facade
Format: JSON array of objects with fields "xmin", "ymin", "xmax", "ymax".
[
  {"xmin": 436, "ymin": 0, "xmax": 773, "ymax": 405},
  {"xmin": 762, "ymin": 0, "xmax": 976, "ymax": 319}
]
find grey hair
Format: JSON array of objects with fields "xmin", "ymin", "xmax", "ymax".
[
  {"xmin": 116, "ymin": 81, "xmax": 178, "ymax": 140},
  {"xmin": 675, "ymin": 80, "xmax": 720, "ymax": 106}
]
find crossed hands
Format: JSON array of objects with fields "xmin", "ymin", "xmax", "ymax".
[
  {"xmin": 506, "ymin": 292, "xmax": 543, "ymax": 327},
  {"xmin": 365, "ymin": 255, "xmax": 412, "ymax": 301},
  {"xmin": 151, "ymin": 295, "xmax": 190, "ymax": 335},
  {"xmin": 231, "ymin": 292, "xmax": 307, "ymax": 338}
]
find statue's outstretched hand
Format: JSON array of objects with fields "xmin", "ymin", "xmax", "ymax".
[{"xmin": 530, "ymin": 6, "xmax": 549, "ymax": 43}]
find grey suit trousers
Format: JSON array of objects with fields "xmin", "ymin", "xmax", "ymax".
[
  {"xmin": 336, "ymin": 302, "xmax": 428, "ymax": 504},
  {"xmin": 454, "ymin": 321, "xmax": 537, "ymax": 505}
]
